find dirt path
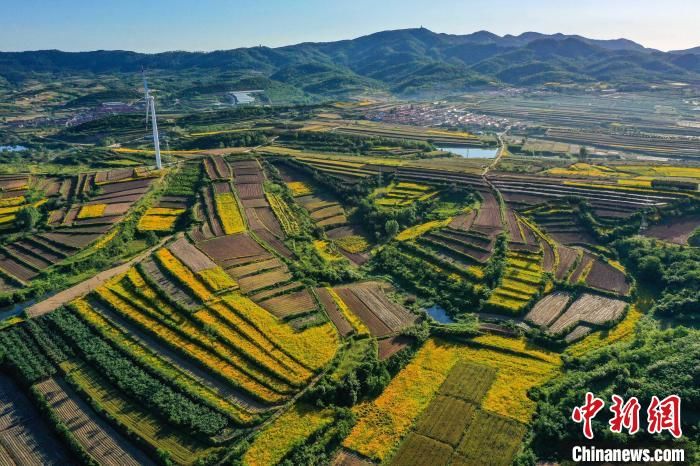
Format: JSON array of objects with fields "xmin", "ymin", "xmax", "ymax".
[{"xmin": 26, "ymin": 236, "xmax": 173, "ymax": 318}]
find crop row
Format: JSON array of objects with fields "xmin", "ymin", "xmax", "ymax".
[
  {"xmin": 95, "ymin": 281, "xmax": 286, "ymax": 405},
  {"xmin": 71, "ymin": 299, "xmax": 255, "ymax": 425},
  {"xmin": 45, "ymin": 307, "xmax": 229, "ymax": 437},
  {"xmin": 266, "ymin": 192, "xmax": 300, "ymax": 236}
]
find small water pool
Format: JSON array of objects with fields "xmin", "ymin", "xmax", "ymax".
[
  {"xmin": 0, "ymin": 145, "xmax": 28, "ymax": 152},
  {"xmin": 425, "ymin": 304, "xmax": 455, "ymax": 324},
  {"xmin": 436, "ymin": 146, "xmax": 498, "ymax": 158}
]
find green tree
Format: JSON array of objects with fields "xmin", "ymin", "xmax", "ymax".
[
  {"xmin": 577, "ymin": 146, "xmax": 588, "ymax": 162},
  {"xmin": 688, "ymin": 227, "xmax": 700, "ymax": 247},
  {"xmin": 16, "ymin": 205, "xmax": 40, "ymax": 231},
  {"xmin": 384, "ymin": 219, "xmax": 399, "ymax": 239},
  {"xmin": 637, "ymin": 255, "xmax": 663, "ymax": 284}
]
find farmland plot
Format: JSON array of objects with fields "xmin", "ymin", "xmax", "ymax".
[
  {"xmin": 437, "ymin": 361, "xmax": 496, "ymax": 404},
  {"xmin": 35, "ymin": 377, "xmax": 155, "ymax": 466},
  {"xmin": 334, "ymin": 282, "xmax": 417, "ymax": 337},
  {"xmin": 0, "ymin": 374, "xmax": 70, "ymax": 466},
  {"xmin": 525, "ymin": 291, "xmax": 572, "ymax": 327},
  {"xmin": 316, "ymin": 288, "xmax": 353, "ymax": 337},
  {"xmin": 486, "ymin": 251, "xmax": 543, "ymax": 314},
  {"xmin": 196, "ymin": 233, "xmax": 268, "ymax": 266},
  {"xmin": 96, "ymin": 285, "xmax": 289, "ymax": 405},
  {"xmin": 585, "ymin": 260, "xmax": 630, "ymax": 295},
  {"xmin": 414, "ymin": 395, "xmax": 476, "ymax": 446},
  {"xmin": 258, "ymin": 289, "xmax": 317, "ymax": 319},
  {"xmin": 555, "ymin": 244, "xmax": 580, "ymax": 280},
  {"xmin": 645, "ymin": 214, "xmax": 700, "ymax": 245},
  {"xmin": 548, "ymin": 293, "xmax": 628, "ymax": 336},
  {"xmin": 389, "ymin": 433, "xmax": 454, "ymax": 466},
  {"xmin": 377, "ymin": 335, "xmax": 413, "ymax": 360},
  {"xmin": 140, "ymin": 257, "xmax": 200, "ymax": 308},
  {"xmin": 472, "ymin": 192, "xmax": 502, "ymax": 235},
  {"xmin": 454, "ymin": 410, "xmax": 527, "ymax": 466},
  {"xmin": 168, "ymin": 237, "xmax": 216, "ymax": 272}
]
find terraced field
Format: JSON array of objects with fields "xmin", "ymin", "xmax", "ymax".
[
  {"xmin": 486, "ymin": 251, "xmax": 543, "ymax": 314},
  {"xmin": 330, "ymin": 282, "xmax": 417, "ymax": 337},
  {"xmin": 0, "ymin": 168, "xmax": 158, "ymax": 286},
  {"xmin": 0, "ymin": 97, "xmax": 696, "ymax": 466}
]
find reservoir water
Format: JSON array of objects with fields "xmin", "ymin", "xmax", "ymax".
[
  {"xmin": 425, "ymin": 304, "xmax": 455, "ymax": 324},
  {"xmin": 0, "ymin": 145, "xmax": 28, "ymax": 152},
  {"xmin": 437, "ymin": 146, "xmax": 498, "ymax": 158}
]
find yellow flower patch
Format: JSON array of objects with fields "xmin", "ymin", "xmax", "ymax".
[
  {"xmin": 214, "ymin": 192, "xmax": 245, "ymax": 235},
  {"xmin": 334, "ymin": 235, "xmax": 370, "ymax": 254},
  {"xmin": 77, "ymin": 204, "xmax": 107, "ymax": 219},
  {"xmin": 395, "ymin": 218, "xmax": 452, "ymax": 241},
  {"xmin": 343, "ymin": 337, "xmax": 560, "ymax": 461},
  {"xmin": 138, "ymin": 215, "xmax": 177, "ymax": 231},
  {"xmin": 286, "ymin": 181, "xmax": 313, "ymax": 197},
  {"xmin": 223, "ymin": 293, "xmax": 339, "ymax": 372},
  {"xmin": 197, "ymin": 267, "xmax": 238, "ymax": 292},
  {"xmin": 145, "ymin": 207, "xmax": 185, "ymax": 216},
  {"xmin": 325, "ymin": 287, "xmax": 369, "ymax": 336},
  {"xmin": 243, "ymin": 404, "xmax": 334, "ymax": 466},
  {"xmin": 154, "ymin": 248, "xmax": 214, "ymax": 301}
]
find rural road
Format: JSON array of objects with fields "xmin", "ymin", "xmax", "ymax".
[{"xmin": 26, "ymin": 235, "xmax": 173, "ymax": 318}]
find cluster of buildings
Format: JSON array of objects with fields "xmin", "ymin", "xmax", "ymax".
[
  {"xmin": 5, "ymin": 101, "xmax": 138, "ymax": 129},
  {"xmin": 64, "ymin": 101, "xmax": 138, "ymax": 126},
  {"xmin": 365, "ymin": 103, "xmax": 512, "ymax": 131}
]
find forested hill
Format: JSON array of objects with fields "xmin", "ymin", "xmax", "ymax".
[{"xmin": 2, "ymin": 28, "xmax": 700, "ymax": 96}]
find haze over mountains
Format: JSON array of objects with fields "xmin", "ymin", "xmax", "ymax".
[{"xmin": 2, "ymin": 28, "xmax": 700, "ymax": 96}]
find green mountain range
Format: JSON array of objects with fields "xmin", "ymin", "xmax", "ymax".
[{"xmin": 2, "ymin": 28, "xmax": 699, "ymax": 97}]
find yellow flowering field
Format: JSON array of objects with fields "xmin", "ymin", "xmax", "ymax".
[
  {"xmin": 138, "ymin": 215, "xmax": 178, "ymax": 231},
  {"xmin": 97, "ymin": 285, "xmax": 285, "ymax": 404},
  {"xmin": 286, "ymin": 181, "xmax": 313, "ymax": 197},
  {"xmin": 91, "ymin": 228, "xmax": 119, "ymax": 249},
  {"xmin": 267, "ymin": 192, "xmax": 300, "ymax": 235},
  {"xmin": 197, "ymin": 267, "xmax": 238, "ymax": 291},
  {"xmin": 243, "ymin": 404, "xmax": 334, "ymax": 466},
  {"xmin": 71, "ymin": 298, "xmax": 254, "ymax": 424},
  {"xmin": 193, "ymin": 308, "xmax": 304, "ymax": 388},
  {"xmin": 154, "ymin": 248, "xmax": 214, "ymax": 301},
  {"xmin": 0, "ymin": 196, "xmax": 25, "ymax": 208},
  {"xmin": 343, "ymin": 336, "xmax": 560, "ymax": 461},
  {"xmin": 77, "ymin": 203, "xmax": 106, "ymax": 219},
  {"xmin": 343, "ymin": 339, "xmax": 456, "ymax": 461},
  {"xmin": 313, "ymin": 240, "xmax": 343, "ymax": 262},
  {"xmin": 334, "ymin": 235, "xmax": 370, "ymax": 253},
  {"xmin": 209, "ymin": 301, "xmax": 312, "ymax": 380},
  {"xmin": 145, "ymin": 207, "xmax": 185, "ymax": 216},
  {"xmin": 395, "ymin": 218, "xmax": 451, "ymax": 241},
  {"xmin": 214, "ymin": 192, "xmax": 245, "ymax": 235},
  {"xmin": 223, "ymin": 293, "xmax": 339, "ymax": 371}
]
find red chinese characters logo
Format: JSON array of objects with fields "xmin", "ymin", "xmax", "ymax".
[
  {"xmin": 609, "ymin": 394, "xmax": 641, "ymax": 435},
  {"xmin": 647, "ymin": 395, "xmax": 682, "ymax": 438},
  {"xmin": 572, "ymin": 392, "xmax": 605, "ymax": 440},
  {"xmin": 572, "ymin": 393, "xmax": 682, "ymax": 439}
]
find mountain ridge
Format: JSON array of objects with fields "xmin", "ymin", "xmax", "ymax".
[{"xmin": 1, "ymin": 28, "xmax": 698, "ymax": 97}]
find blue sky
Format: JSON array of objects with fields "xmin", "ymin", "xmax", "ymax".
[{"xmin": 1, "ymin": 0, "xmax": 699, "ymax": 52}]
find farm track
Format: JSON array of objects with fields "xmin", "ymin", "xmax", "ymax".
[{"xmin": 26, "ymin": 236, "xmax": 173, "ymax": 317}]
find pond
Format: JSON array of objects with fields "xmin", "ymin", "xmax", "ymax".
[
  {"xmin": 436, "ymin": 145, "xmax": 498, "ymax": 158},
  {"xmin": 0, "ymin": 145, "xmax": 28, "ymax": 152},
  {"xmin": 425, "ymin": 304, "xmax": 455, "ymax": 324}
]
